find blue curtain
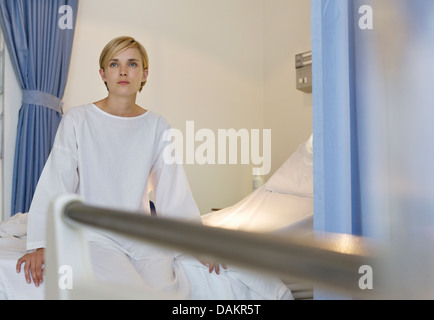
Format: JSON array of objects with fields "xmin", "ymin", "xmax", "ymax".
[
  {"xmin": 312, "ymin": 0, "xmax": 434, "ymax": 297},
  {"xmin": 0, "ymin": 0, "xmax": 78, "ymax": 215},
  {"xmin": 312, "ymin": 0, "xmax": 388, "ymax": 238}
]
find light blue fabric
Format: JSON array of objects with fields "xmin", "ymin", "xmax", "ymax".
[
  {"xmin": 313, "ymin": 0, "xmax": 434, "ymax": 236},
  {"xmin": 312, "ymin": 0, "xmax": 390, "ymax": 239},
  {"xmin": 313, "ymin": 0, "xmax": 360, "ymax": 236},
  {"xmin": 312, "ymin": 0, "xmax": 434, "ymax": 298},
  {"xmin": 0, "ymin": 0, "xmax": 78, "ymax": 215},
  {"xmin": 22, "ymin": 90, "xmax": 64, "ymax": 114}
]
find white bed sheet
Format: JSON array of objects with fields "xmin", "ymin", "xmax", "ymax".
[
  {"xmin": 201, "ymin": 186, "xmax": 314, "ymax": 300},
  {"xmin": 0, "ymin": 237, "xmax": 44, "ymax": 300},
  {"xmin": 202, "ymin": 185, "xmax": 313, "ymax": 235},
  {"xmin": 0, "ymin": 214, "xmax": 293, "ymax": 300}
]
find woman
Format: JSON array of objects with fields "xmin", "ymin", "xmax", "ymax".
[{"xmin": 16, "ymin": 36, "xmax": 223, "ymax": 294}]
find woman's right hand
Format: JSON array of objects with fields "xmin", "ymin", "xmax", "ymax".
[{"xmin": 16, "ymin": 248, "xmax": 45, "ymax": 287}]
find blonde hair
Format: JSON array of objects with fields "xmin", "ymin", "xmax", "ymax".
[{"xmin": 99, "ymin": 36, "xmax": 149, "ymax": 92}]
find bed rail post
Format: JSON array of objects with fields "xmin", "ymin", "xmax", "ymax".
[
  {"xmin": 45, "ymin": 194, "xmax": 174, "ymax": 300},
  {"xmin": 45, "ymin": 194, "xmax": 94, "ymax": 300}
]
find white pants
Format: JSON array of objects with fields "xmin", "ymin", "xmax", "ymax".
[
  {"xmin": 84, "ymin": 232, "xmax": 293, "ymax": 300},
  {"xmin": 87, "ymin": 236, "xmax": 191, "ymax": 299}
]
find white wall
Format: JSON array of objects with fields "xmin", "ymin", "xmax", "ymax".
[
  {"xmin": 263, "ymin": 0, "xmax": 313, "ymax": 179},
  {"xmin": 1, "ymin": 0, "xmax": 312, "ymax": 219}
]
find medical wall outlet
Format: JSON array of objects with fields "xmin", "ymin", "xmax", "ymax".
[{"xmin": 295, "ymin": 51, "xmax": 312, "ymax": 93}]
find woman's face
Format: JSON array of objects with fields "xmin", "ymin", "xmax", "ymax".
[{"xmin": 99, "ymin": 47, "xmax": 148, "ymax": 96}]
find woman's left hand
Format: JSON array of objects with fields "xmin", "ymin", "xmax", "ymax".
[{"xmin": 198, "ymin": 258, "xmax": 227, "ymax": 275}]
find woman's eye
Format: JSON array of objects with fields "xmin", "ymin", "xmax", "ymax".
[
  {"xmin": 129, "ymin": 62, "xmax": 137, "ymax": 67},
  {"xmin": 110, "ymin": 63, "xmax": 118, "ymax": 68}
]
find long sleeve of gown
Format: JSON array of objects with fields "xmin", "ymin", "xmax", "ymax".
[
  {"xmin": 148, "ymin": 124, "xmax": 201, "ymax": 225},
  {"xmin": 26, "ymin": 114, "xmax": 79, "ymax": 251}
]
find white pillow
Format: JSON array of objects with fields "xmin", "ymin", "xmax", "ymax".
[
  {"xmin": 265, "ymin": 135, "xmax": 313, "ymax": 197},
  {"xmin": 0, "ymin": 213, "xmax": 28, "ymax": 238}
]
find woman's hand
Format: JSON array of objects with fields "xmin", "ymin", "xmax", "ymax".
[
  {"xmin": 198, "ymin": 258, "xmax": 227, "ymax": 275},
  {"xmin": 16, "ymin": 248, "xmax": 45, "ymax": 287}
]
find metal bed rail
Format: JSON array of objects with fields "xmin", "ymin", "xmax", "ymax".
[{"xmin": 44, "ymin": 194, "xmax": 391, "ymax": 299}]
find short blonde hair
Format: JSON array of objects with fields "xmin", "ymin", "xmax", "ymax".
[{"xmin": 99, "ymin": 36, "xmax": 149, "ymax": 92}]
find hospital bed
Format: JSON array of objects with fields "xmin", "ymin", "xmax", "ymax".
[{"xmin": 0, "ymin": 136, "xmax": 315, "ymax": 300}]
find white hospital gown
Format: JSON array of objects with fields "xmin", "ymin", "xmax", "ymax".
[{"xmin": 26, "ymin": 103, "xmax": 201, "ymax": 295}]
